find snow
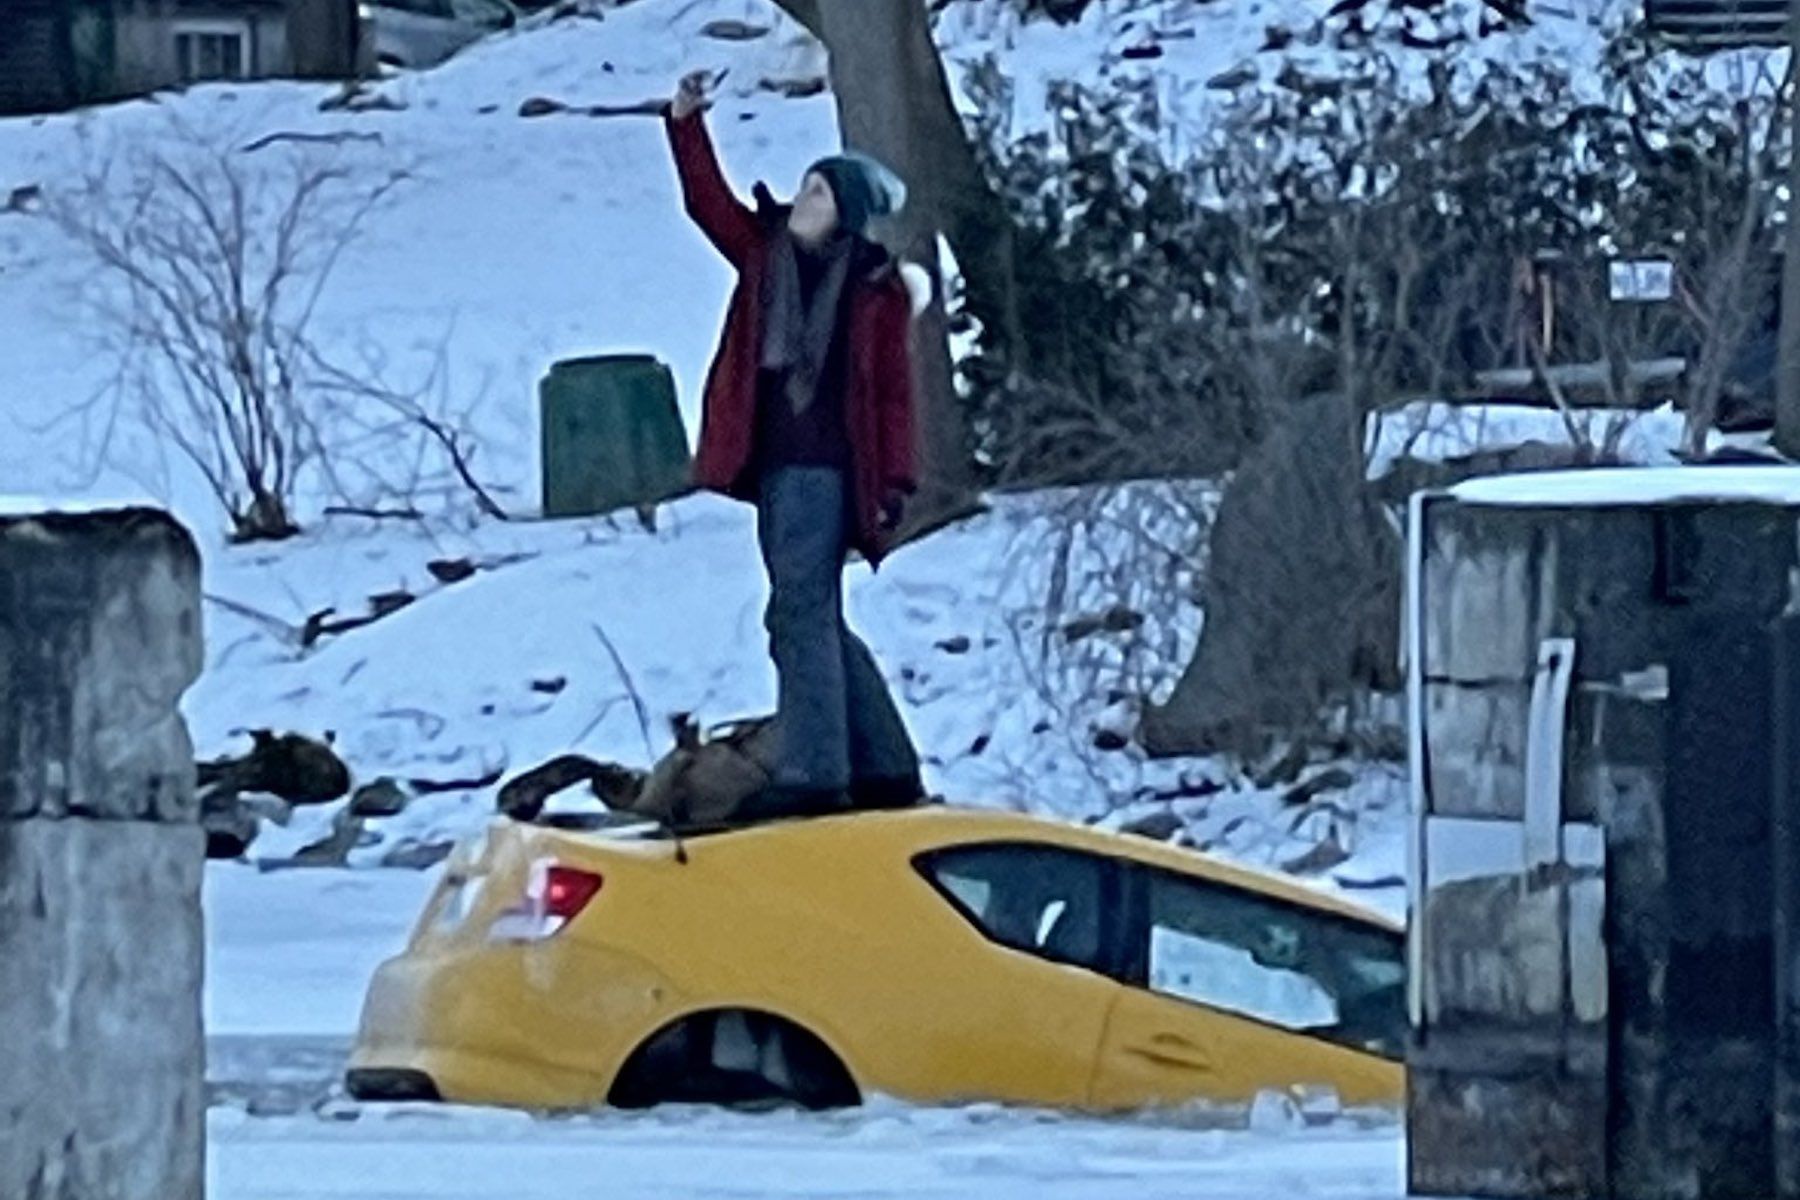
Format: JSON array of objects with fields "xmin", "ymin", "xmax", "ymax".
[
  {"xmin": 1420, "ymin": 816, "xmax": 1527, "ymax": 889},
  {"xmin": 1450, "ymin": 464, "xmax": 1800, "ymax": 507},
  {"xmin": 187, "ymin": 488, "xmax": 1410, "ymax": 913},
  {"xmin": 13, "ymin": 10, "xmax": 1613, "ymax": 1064},
  {"xmin": 0, "ymin": 0, "xmax": 841, "ymax": 541},
  {"xmin": 0, "ymin": 0, "xmax": 1694, "ymax": 537},
  {"xmin": 1363, "ymin": 402, "xmax": 1693, "ymax": 481},
  {"xmin": 209, "ymin": 1102, "xmax": 1416, "ymax": 1199},
  {"xmin": 0, "ymin": 493, "xmax": 164, "ymax": 516},
  {"xmin": 934, "ymin": 0, "xmax": 1632, "ymax": 158},
  {"xmin": 205, "ymin": 863, "xmax": 436, "ymax": 1036},
  {"xmin": 1151, "ymin": 928, "xmax": 1340, "ymax": 1030},
  {"xmin": 0, "ymin": 20, "xmax": 1416, "ymax": 1075}
]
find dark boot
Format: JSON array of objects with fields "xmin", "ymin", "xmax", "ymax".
[
  {"xmin": 738, "ymin": 785, "xmax": 851, "ymax": 823},
  {"xmin": 848, "ymin": 774, "xmax": 926, "ymax": 811}
]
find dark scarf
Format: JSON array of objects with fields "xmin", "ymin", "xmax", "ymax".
[{"xmin": 760, "ymin": 227, "xmax": 855, "ymax": 416}]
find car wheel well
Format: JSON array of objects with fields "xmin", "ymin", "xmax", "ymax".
[{"xmin": 607, "ymin": 1008, "xmax": 860, "ymax": 1111}]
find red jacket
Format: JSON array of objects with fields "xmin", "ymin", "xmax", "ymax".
[{"xmin": 665, "ymin": 108, "xmax": 918, "ymax": 567}]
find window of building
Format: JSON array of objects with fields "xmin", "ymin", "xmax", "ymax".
[{"xmin": 174, "ymin": 19, "xmax": 252, "ymax": 83}]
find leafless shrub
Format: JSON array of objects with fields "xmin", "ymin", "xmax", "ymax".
[
  {"xmin": 307, "ymin": 337, "xmax": 514, "ymax": 524},
  {"xmin": 41, "ymin": 120, "xmax": 502, "ymax": 539}
]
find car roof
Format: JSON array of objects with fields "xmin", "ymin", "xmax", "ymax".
[{"xmin": 556, "ymin": 804, "xmax": 1401, "ymax": 933}]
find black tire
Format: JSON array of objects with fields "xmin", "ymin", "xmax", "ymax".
[
  {"xmin": 608, "ymin": 1010, "xmax": 859, "ymax": 1111},
  {"xmin": 345, "ymin": 1068, "xmax": 441, "ymax": 1102}
]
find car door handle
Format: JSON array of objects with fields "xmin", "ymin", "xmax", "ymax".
[{"xmin": 1126, "ymin": 1032, "xmax": 1214, "ymax": 1072}]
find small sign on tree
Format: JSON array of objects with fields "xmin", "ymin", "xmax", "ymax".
[
  {"xmin": 1645, "ymin": 0, "xmax": 1787, "ymax": 48},
  {"xmin": 1609, "ymin": 259, "xmax": 1676, "ymax": 303}
]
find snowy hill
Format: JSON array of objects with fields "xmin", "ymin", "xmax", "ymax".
[
  {"xmin": 0, "ymin": 0, "xmax": 844, "ymax": 530},
  {"xmin": 185, "ymin": 481, "xmax": 1414, "ymax": 897},
  {"xmin": 16, "ymin": 0, "xmax": 1730, "ymax": 913}
]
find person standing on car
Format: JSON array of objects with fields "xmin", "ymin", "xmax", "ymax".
[{"xmin": 665, "ymin": 70, "xmax": 928, "ymax": 818}]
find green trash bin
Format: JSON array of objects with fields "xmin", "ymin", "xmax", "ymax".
[{"xmin": 539, "ymin": 354, "xmax": 692, "ymax": 519}]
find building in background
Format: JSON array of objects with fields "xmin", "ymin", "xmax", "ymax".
[{"xmin": 0, "ymin": 0, "xmax": 358, "ymax": 116}]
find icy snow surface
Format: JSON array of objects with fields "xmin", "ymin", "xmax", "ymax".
[
  {"xmin": 208, "ymin": 1101, "xmax": 1418, "ymax": 1199},
  {"xmin": 182, "ymin": 484, "xmax": 1409, "ymax": 917},
  {"xmin": 0, "ymin": 493, "xmax": 165, "ymax": 516},
  {"xmin": 205, "ymin": 863, "xmax": 436, "ymax": 1036}
]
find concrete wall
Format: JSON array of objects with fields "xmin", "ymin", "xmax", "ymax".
[
  {"xmin": 1408, "ymin": 497, "xmax": 1800, "ymax": 1200},
  {"xmin": 0, "ymin": 2, "xmax": 74, "ymax": 115},
  {"xmin": 0, "ymin": 506, "xmax": 205, "ymax": 1200},
  {"xmin": 0, "ymin": 822, "xmax": 205, "ymax": 1200}
]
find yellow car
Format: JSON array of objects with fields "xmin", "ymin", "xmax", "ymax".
[{"xmin": 347, "ymin": 807, "xmax": 1404, "ymax": 1112}]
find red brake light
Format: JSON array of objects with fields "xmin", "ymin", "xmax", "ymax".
[
  {"xmin": 543, "ymin": 865, "xmax": 603, "ymax": 921},
  {"xmin": 489, "ymin": 860, "xmax": 604, "ymax": 942}
]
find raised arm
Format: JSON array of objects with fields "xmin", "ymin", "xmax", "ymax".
[{"xmin": 664, "ymin": 77, "xmax": 760, "ymax": 268}]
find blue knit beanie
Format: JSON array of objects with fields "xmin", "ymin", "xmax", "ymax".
[{"xmin": 804, "ymin": 152, "xmax": 907, "ymax": 236}]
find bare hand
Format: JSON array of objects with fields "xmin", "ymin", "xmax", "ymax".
[
  {"xmin": 878, "ymin": 489, "xmax": 907, "ymax": 534},
  {"xmin": 672, "ymin": 69, "xmax": 715, "ymax": 120}
]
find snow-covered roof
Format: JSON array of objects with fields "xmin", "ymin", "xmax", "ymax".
[
  {"xmin": 1450, "ymin": 464, "xmax": 1800, "ymax": 508},
  {"xmin": 1364, "ymin": 402, "xmax": 1688, "ymax": 481},
  {"xmin": 0, "ymin": 495, "xmax": 164, "ymax": 518}
]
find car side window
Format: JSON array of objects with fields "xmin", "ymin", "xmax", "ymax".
[
  {"xmin": 1141, "ymin": 870, "xmax": 1406, "ymax": 1059},
  {"xmin": 917, "ymin": 843, "xmax": 1111, "ymax": 974}
]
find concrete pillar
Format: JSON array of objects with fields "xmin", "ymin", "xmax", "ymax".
[
  {"xmin": 0, "ymin": 505, "xmax": 205, "ymax": 1200},
  {"xmin": 1409, "ymin": 490, "xmax": 1800, "ymax": 1199}
]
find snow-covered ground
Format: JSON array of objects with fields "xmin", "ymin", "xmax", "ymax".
[
  {"xmin": 186, "ymin": 483, "xmax": 1409, "ymax": 907},
  {"xmin": 206, "ymin": 863, "xmax": 432, "ymax": 1035},
  {"xmin": 0, "ymin": 0, "xmax": 1689, "ymax": 525},
  {"xmin": 208, "ymin": 1101, "xmax": 1415, "ymax": 1199},
  {"xmin": 1364, "ymin": 402, "xmax": 1695, "ymax": 481},
  {"xmin": 1, "ymin": 1, "xmax": 841, "ymax": 532}
]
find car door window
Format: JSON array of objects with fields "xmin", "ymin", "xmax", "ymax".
[
  {"xmin": 1141, "ymin": 870, "xmax": 1406, "ymax": 1058},
  {"xmin": 917, "ymin": 843, "xmax": 1111, "ymax": 974}
]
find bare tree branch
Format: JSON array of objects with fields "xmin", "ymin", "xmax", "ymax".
[
  {"xmin": 42, "ymin": 121, "xmax": 460, "ymax": 540},
  {"xmin": 591, "ymin": 622, "xmax": 655, "ymax": 761},
  {"xmin": 241, "ymin": 130, "xmax": 384, "ymax": 154}
]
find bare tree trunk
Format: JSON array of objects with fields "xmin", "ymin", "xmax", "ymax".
[
  {"xmin": 1144, "ymin": 214, "xmax": 1403, "ymax": 760},
  {"xmin": 1780, "ymin": 0, "xmax": 1800, "ymax": 457},
  {"xmin": 1141, "ymin": 395, "xmax": 1399, "ymax": 759},
  {"xmin": 776, "ymin": 0, "xmax": 1021, "ymax": 510},
  {"xmin": 287, "ymin": 0, "xmax": 358, "ymax": 79}
]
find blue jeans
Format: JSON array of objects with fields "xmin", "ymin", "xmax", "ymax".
[{"xmin": 756, "ymin": 467, "xmax": 919, "ymax": 790}]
